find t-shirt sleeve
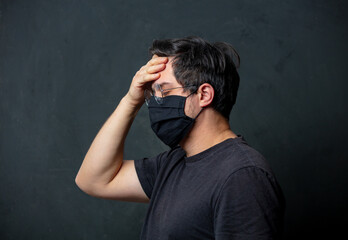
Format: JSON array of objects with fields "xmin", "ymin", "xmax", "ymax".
[
  {"xmin": 214, "ymin": 167, "xmax": 285, "ymax": 240},
  {"xmin": 134, "ymin": 150, "xmax": 169, "ymax": 199}
]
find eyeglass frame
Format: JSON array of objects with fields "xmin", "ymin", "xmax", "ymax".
[{"xmin": 144, "ymin": 83, "xmax": 197, "ymax": 106}]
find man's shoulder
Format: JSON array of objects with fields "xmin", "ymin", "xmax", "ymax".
[
  {"xmin": 211, "ymin": 136, "xmax": 274, "ymax": 176},
  {"xmin": 142, "ymin": 145, "xmax": 185, "ymax": 168}
]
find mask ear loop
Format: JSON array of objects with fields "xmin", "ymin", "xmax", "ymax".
[
  {"xmin": 185, "ymin": 89, "xmax": 205, "ymax": 120},
  {"xmin": 194, "ymin": 107, "xmax": 204, "ymax": 120}
]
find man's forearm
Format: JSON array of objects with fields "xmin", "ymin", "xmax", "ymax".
[
  {"xmin": 75, "ymin": 94, "xmax": 141, "ymax": 193},
  {"xmin": 75, "ymin": 56, "xmax": 167, "ymax": 197}
]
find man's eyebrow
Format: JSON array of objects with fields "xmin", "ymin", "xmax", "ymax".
[
  {"xmin": 152, "ymin": 82, "xmax": 171, "ymax": 90},
  {"xmin": 160, "ymin": 82, "xmax": 171, "ymax": 86}
]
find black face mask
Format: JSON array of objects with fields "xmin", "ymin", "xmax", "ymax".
[{"xmin": 147, "ymin": 95, "xmax": 202, "ymax": 148}]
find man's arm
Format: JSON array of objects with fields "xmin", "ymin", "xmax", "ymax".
[{"xmin": 75, "ymin": 56, "xmax": 168, "ymax": 202}]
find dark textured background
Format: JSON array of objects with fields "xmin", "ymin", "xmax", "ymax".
[{"xmin": 1, "ymin": 0, "xmax": 347, "ymax": 239}]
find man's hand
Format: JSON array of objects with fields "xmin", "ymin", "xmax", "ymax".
[{"xmin": 125, "ymin": 55, "xmax": 168, "ymax": 108}]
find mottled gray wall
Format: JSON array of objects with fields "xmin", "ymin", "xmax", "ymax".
[{"xmin": 0, "ymin": 0, "xmax": 347, "ymax": 239}]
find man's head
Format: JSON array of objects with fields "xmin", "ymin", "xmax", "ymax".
[{"xmin": 149, "ymin": 36, "xmax": 240, "ymax": 120}]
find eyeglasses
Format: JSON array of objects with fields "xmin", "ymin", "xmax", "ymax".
[{"xmin": 144, "ymin": 83, "xmax": 196, "ymax": 106}]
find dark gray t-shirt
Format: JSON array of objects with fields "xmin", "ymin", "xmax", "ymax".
[{"xmin": 134, "ymin": 135, "xmax": 285, "ymax": 240}]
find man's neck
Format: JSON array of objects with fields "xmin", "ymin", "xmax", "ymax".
[{"xmin": 180, "ymin": 110, "xmax": 238, "ymax": 157}]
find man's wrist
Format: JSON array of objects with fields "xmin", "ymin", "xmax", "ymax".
[{"xmin": 122, "ymin": 93, "xmax": 143, "ymax": 111}]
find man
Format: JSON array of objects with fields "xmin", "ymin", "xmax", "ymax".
[{"xmin": 75, "ymin": 36, "xmax": 285, "ymax": 239}]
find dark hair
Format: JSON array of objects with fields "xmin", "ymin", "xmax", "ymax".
[{"xmin": 149, "ymin": 36, "xmax": 240, "ymax": 120}]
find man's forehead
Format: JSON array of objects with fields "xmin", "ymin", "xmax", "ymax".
[
  {"xmin": 152, "ymin": 63, "xmax": 177, "ymax": 86},
  {"xmin": 151, "ymin": 59, "xmax": 178, "ymax": 88}
]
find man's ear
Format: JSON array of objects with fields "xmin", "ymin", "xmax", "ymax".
[{"xmin": 198, "ymin": 83, "xmax": 214, "ymax": 108}]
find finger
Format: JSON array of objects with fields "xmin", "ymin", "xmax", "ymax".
[
  {"xmin": 142, "ymin": 73, "xmax": 160, "ymax": 83},
  {"xmin": 148, "ymin": 56, "xmax": 168, "ymax": 66},
  {"xmin": 146, "ymin": 63, "xmax": 166, "ymax": 74},
  {"xmin": 135, "ymin": 67, "xmax": 146, "ymax": 77}
]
